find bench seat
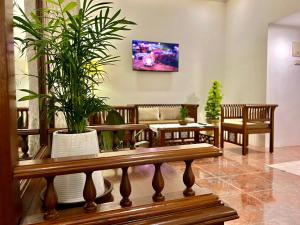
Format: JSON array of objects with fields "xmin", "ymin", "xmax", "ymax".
[
  {"xmin": 139, "ymin": 117, "xmax": 195, "ymax": 125},
  {"xmin": 223, "ymin": 119, "xmax": 270, "ymax": 129}
]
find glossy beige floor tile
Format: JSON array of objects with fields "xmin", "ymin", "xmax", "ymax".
[{"xmin": 172, "ymin": 143, "xmax": 300, "ymax": 225}]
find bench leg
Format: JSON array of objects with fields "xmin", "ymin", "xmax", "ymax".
[
  {"xmin": 242, "ymin": 134, "xmax": 248, "ymax": 155},
  {"xmin": 220, "ymin": 127, "xmax": 224, "ymax": 149},
  {"xmin": 270, "ymin": 131, "xmax": 274, "ymax": 153}
]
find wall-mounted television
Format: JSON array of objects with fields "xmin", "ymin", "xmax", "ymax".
[{"xmin": 132, "ymin": 40, "xmax": 179, "ymax": 72}]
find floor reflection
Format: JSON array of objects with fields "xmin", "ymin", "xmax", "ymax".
[{"xmin": 170, "ymin": 144, "xmax": 300, "ymax": 225}]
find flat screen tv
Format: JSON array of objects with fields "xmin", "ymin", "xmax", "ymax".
[{"xmin": 132, "ymin": 40, "xmax": 179, "ymax": 72}]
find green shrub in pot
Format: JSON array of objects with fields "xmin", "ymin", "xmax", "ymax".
[{"xmin": 205, "ymin": 80, "xmax": 223, "ymax": 124}]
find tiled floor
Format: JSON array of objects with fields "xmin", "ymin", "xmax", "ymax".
[{"xmin": 171, "ymin": 144, "xmax": 300, "ymax": 225}]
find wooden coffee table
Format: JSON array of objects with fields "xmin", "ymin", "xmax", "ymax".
[{"xmin": 149, "ymin": 123, "xmax": 219, "ymax": 147}]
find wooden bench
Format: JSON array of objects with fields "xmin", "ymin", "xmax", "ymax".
[{"xmin": 220, "ymin": 104, "xmax": 278, "ymax": 155}]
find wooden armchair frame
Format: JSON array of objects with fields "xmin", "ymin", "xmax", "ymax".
[{"xmin": 220, "ymin": 104, "xmax": 278, "ymax": 155}]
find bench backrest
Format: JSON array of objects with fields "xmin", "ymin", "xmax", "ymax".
[
  {"xmin": 221, "ymin": 104, "xmax": 278, "ymax": 124},
  {"xmin": 134, "ymin": 104, "xmax": 199, "ymax": 123},
  {"xmin": 89, "ymin": 106, "xmax": 136, "ymax": 125},
  {"xmin": 89, "ymin": 104, "xmax": 199, "ymax": 125}
]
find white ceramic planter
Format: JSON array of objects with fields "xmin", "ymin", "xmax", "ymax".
[{"xmin": 51, "ymin": 129, "xmax": 105, "ymax": 204}]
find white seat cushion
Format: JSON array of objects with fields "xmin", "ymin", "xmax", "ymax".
[
  {"xmin": 159, "ymin": 107, "xmax": 181, "ymax": 120},
  {"xmin": 138, "ymin": 107, "xmax": 160, "ymax": 121},
  {"xmin": 185, "ymin": 117, "xmax": 195, "ymax": 123}
]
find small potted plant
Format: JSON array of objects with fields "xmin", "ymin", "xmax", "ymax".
[
  {"xmin": 205, "ymin": 80, "xmax": 223, "ymax": 125},
  {"xmin": 14, "ymin": 0, "xmax": 135, "ymax": 203},
  {"xmin": 179, "ymin": 106, "xmax": 189, "ymax": 125}
]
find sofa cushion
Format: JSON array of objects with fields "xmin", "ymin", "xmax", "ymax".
[
  {"xmin": 138, "ymin": 107, "xmax": 160, "ymax": 121},
  {"xmin": 160, "ymin": 107, "xmax": 181, "ymax": 120}
]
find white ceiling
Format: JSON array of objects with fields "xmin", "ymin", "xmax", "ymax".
[{"xmin": 274, "ymin": 12, "xmax": 300, "ymax": 28}]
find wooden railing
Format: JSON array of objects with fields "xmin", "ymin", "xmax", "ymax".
[{"xmin": 14, "ymin": 144, "xmax": 232, "ymax": 224}]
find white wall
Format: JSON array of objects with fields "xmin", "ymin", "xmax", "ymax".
[
  {"xmin": 92, "ymin": 0, "xmax": 226, "ymax": 122},
  {"xmin": 224, "ymin": 0, "xmax": 300, "ymax": 104},
  {"xmin": 267, "ymin": 24, "xmax": 300, "ymax": 147}
]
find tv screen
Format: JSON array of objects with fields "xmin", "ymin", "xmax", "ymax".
[{"xmin": 132, "ymin": 40, "xmax": 179, "ymax": 72}]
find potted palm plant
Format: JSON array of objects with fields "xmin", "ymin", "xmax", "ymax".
[{"xmin": 14, "ymin": 0, "xmax": 135, "ymax": 203}]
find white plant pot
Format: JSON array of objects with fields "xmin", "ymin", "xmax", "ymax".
[{"xmin": 51, "ymin": 129, "xmax": 105, "ymax": 204}]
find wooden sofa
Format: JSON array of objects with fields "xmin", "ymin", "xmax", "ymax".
[
  {"xmin": 89, "ymin": 104, "xmax": 199, "ymax": 125},
  {"xmin": 220, "ymin": 104, "xmax": 278, "ymax": 155},
  {"xmin": 89, "ymin": 104, "xmax": 199, "ymax": 147}
]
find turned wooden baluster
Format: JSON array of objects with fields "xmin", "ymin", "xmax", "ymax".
[
  {"xmin": 120, "ymin": 167, "xmax": 132, "ymax": 207},
  {"xmin": 112, "ymin": 131, "xmax": 119, "ymax": 151},
  {"xmin": 152, "ymin": 163, "xmax": 165, "ymax": 202},
  {"xmin": 20, "ymin": 135, "xmax": 29, "ymax": 159},
  {"xmin": 44, "ymin": 176, "xmax": 58, "ymax": 220},
  {"xmin": 83, "ymin": 171, "xmax": 97, "ymax": 212},
  {"xmin": 129, "ymin": 130, "xmax": 135, "ymax": 150},
  {"xmin": 183, "ymin": 160, "xmax": 195, "ymax": 196}
]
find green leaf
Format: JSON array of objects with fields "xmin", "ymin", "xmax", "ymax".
[
  {"xmin": 63, "ymin": 2, "xmax": 78, "ymax": 13},
  {"xmin": 19, "ymin": 95, "xmax": 39, "ymax": 101},
  {"xmin": 45, "ymin": 0, "xmax": 59, "ymax": 5},
  {"xmin": 19, "ymin": 89, "xmax": 39, "ymax": 95},
  {"xmin": 107, "ymin": 9, "xmax": 121, "ymax": 24}
]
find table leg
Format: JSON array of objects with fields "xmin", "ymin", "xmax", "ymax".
[
  {"xmin": 213, "ymin": 127, "xmax": 219, "ymax": 147},
  {"xmin": 148, "ymin": 129, "xmax": 153, "ymax": 147},
  {"xmin": 194, "ymin": 130, "xmax": 199, "ymax": 143},
  {"xmin": 129, "ymin": 130, "xmax": 135, "ymax": 150},
  {"xmin": 159, "ymin": 130, "xmax": 166, "ymax": 147}
]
